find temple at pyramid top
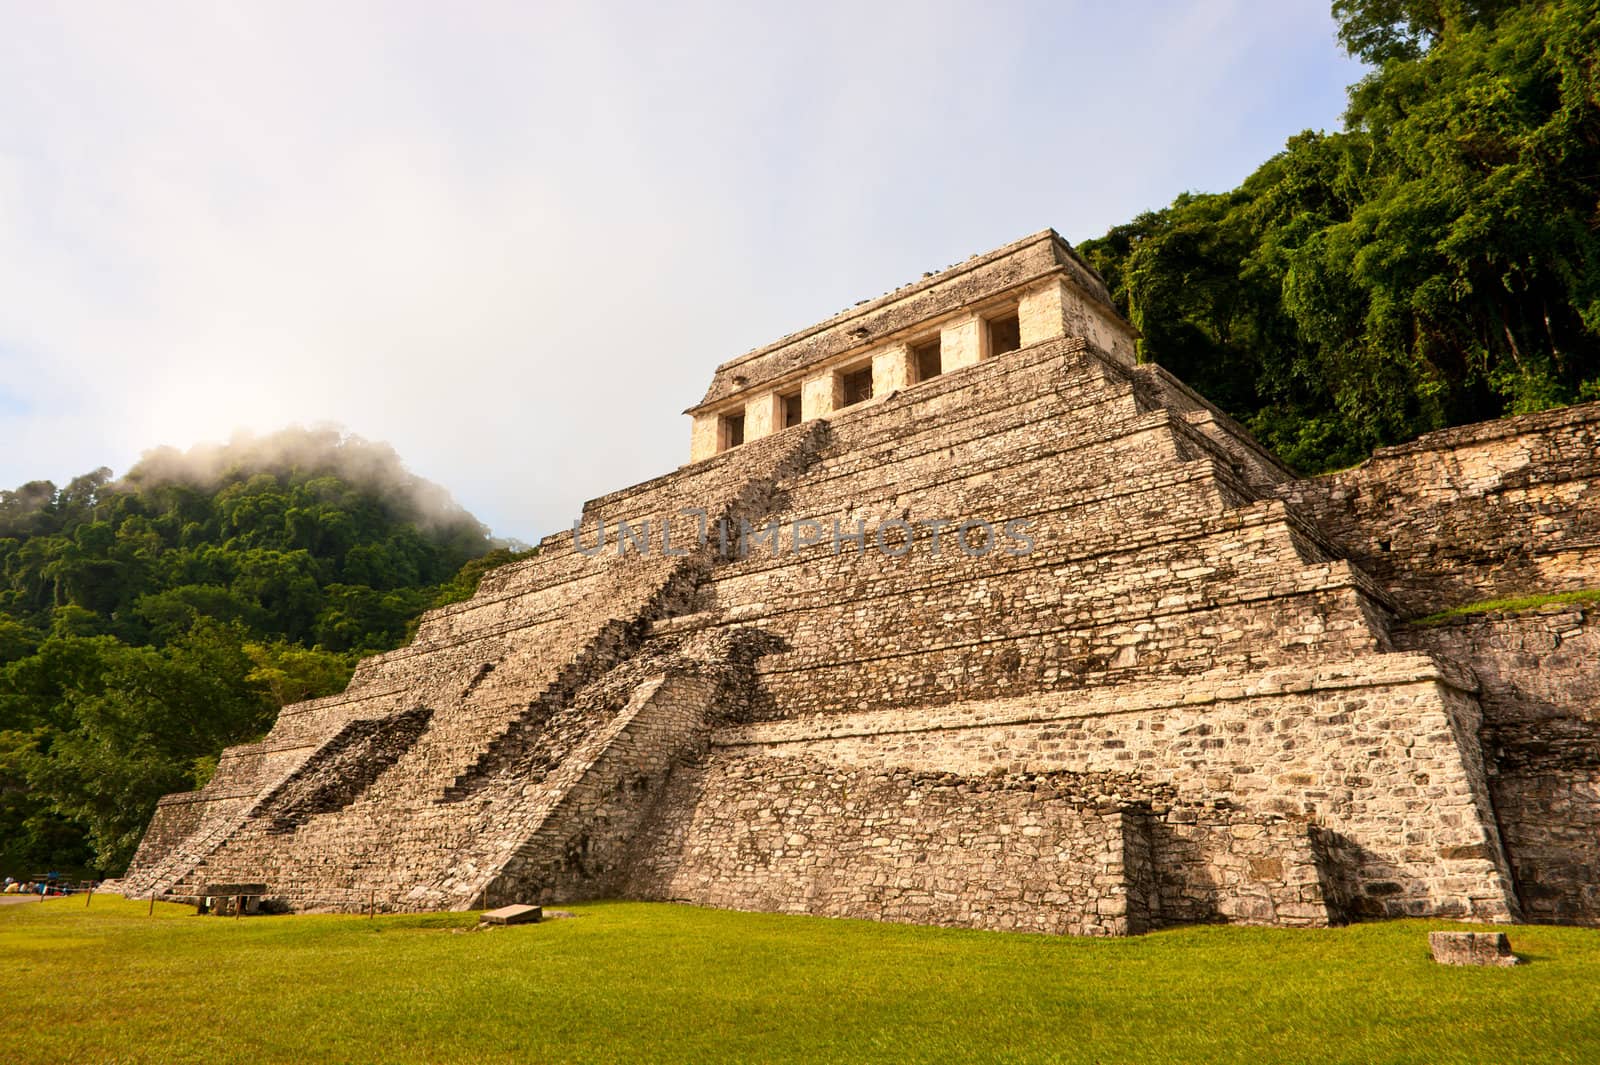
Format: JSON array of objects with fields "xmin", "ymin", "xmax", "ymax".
[{"xmin": 685, "ymin": 229, "xmax": 1139, "ymax": 461}]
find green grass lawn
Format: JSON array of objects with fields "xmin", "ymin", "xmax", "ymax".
[{"xmin": 3, "ymin": 896, "xmax": 1597, "ymax": 1065}]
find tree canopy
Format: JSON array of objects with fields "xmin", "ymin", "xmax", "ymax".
[
  {"xmin": 0, "ymin": 429, "xmax": 529, "ymax": 877},
  {"xmin": 1080, "ymin": 0, "xmax": 1600, "ymax": 472}
]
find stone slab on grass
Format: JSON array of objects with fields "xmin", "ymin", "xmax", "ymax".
[
  {"xmin": 1429, "ymin": 931, "xmax": 1520, "ymax": 967},
  {"xmin": 200, "ymin": 883, "xmax": 268, "ymax": 896},
  {"xmin": 480, "ymin": 904, "xmax": 543, "ymax": 926}
]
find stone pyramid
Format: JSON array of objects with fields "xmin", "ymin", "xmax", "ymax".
[{"xmin": 113, "ymin": 231, "xmax": 1600, "ymax": 933}]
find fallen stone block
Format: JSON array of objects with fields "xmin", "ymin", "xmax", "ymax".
[
  {"xmin": 480, "ymin": 904, "xmax": 543, "ymax": 926},
  {"xmin": 1428, "ymin": 931, "xmax": 1520, "ymax": 966}
]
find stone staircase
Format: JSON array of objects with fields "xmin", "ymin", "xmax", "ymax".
[
  {"xmin": 436, "ymin": 616, "xmax": 641, "ymax": 804},
  {"xmin": 121, "ymin": 707, "xmax": 430, "ymax": 900},
  {"xmin": 119, "ymin": 421, "xmax": 825, "ymax": 911},
  {"xmin": 417, "ymin": 659, "xmax": 739, "ymax": 911}
]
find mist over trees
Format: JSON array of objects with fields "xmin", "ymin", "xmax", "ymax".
[
  {"xmin": 0, "ymin": 428, "xmax": 528, "ymax": 876},
  {"xmin": 1079, "ymin": 0, "xmax": 1600, "ymax": 472}
]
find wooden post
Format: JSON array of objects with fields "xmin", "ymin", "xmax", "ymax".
[
  {"xmin": 148, "ymin": 892, "xmax": 156, "ymax": 916},
  {"xmin": 234, "ymin": 894, "xmax": 243, "ymax": 920},
  {"xmin": 369, "ymin": 890, "xmax": 376, "ymax": 919},
  {"xmin": 85, "ymin": 887, "xmax": 92, "ymax": 908}
]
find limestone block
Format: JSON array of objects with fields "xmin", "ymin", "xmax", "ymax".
[
  {"xmin": 690, "ymin": 414, "xmax": 720, "ymax": 462},
  {"xmin": 802, "ymin": 374, "xmax": 839, "ymax": 421},
  {"xmin": 746, "ymin": 393, "xmax": 781, "ymax": 441},
  {"xmin": 872, "ymin": 345, "xmax": 912, "ymax": 397},
  {"xmin": 1428, "ymin": 931, "xmax": 1519, "ymax": 966},
  {"xmin": 201, "ymin": 882, "xmax": 267, "ymax": 895},
  {"xmin": 480, "ymin": 904, "xmax": 543, "ymax": 926},
  {"xmin": 942, "ymin": 316, "xmax": 984, "ymax": 371},
  {"xmin": 1018, "ymin": 281, "xmax": 1067, "ymax": 348}
]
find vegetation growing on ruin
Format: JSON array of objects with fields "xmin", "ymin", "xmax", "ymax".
[
  {"xmin": 0, "ymin": 429, "xmax": 530, "ymax": 877},
  {"xmin": 4, "ymin": 897, "xmax": 1599, "ymax": 1065},
  {"xmin": 1080, "ymin": 0, "xmax": 1600, "ymax": 473},
  {"xmin": 1409, "ymin": 587, "xmax": 1600, "ymax": 626}
]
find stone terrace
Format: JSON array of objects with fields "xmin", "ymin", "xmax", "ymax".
[{"xmin": 114, "ymin": 229, "xmax": 1599, "ymax": 933}]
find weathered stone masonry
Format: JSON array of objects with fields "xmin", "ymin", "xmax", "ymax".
[
  {"xmin": 1398, "ymin": 606, "xmax": 1600, "ymax": 924},
  {"xmin": 114, "ymin": 229, "xmax": 1600, "ymax": 934}
]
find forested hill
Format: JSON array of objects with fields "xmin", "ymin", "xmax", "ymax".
[
  {"xmin": 0, "ymin": 428, "xmax": 528, "ymax": 877},
  {"xmin": 1079, "ymin": 0, "xmax": 1600, "ymax": 473}
]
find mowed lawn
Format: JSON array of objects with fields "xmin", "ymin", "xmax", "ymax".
[{"xmin": 3, "ymin": 896, "xmax": 1598, "ymax": 1064}]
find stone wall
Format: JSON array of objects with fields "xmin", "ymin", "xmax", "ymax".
[
  {"xmin": 1274, "ymin": 401, "xmax": 1600, "ymax": 616},
  {"xmin": 629, "ymin": 754, "xmax": 1335, "ymax": 933},
  {"xmin": 123, "ymin": 792, "xmax": 207, "ymax": 884},
  {"xmin": 630, "ymin": 755, "xmax": 1153, "ymax": 936},
  {"xmin": 1151, "ymin": 809, "xmax": 1330, "ymax": 927},
  {"xmin": 258, "ymin": 708, "xmax": 434, "ymax": 835},
  {"xmin": 1398, "ymin": 605, "xmax": 1600, "ymax": 924},
  {"xmin": 704, "ymin": 656, "xmax": 1516, "ymax": 922}
]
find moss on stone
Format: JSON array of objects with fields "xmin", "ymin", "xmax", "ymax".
[{"xmin": 1410, "ymin": 588, "xmax": 1600, "ymax": 627}]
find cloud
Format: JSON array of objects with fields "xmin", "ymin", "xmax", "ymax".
[
  {"xmin": 124, "ymin": 425, "xmax": 488, "ymax": 539},
  {"xmin": 0, "ymin": 0, "xmax": 1362, "ymax": 541}
]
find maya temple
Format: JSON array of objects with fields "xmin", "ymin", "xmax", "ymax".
[{"xmin": 109, "ymin": 230, "xmax": 1600, "ymax": 934}]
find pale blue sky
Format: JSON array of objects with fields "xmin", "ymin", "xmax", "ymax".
[{"xmin": 0, "ymin": 1, "xmax": 1365, "ymax": 540}]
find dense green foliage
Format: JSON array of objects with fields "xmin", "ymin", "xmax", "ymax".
[
  {"xmin": 5, "ymin": 899, "xmax": 1600, "ymax": 1064},
  {"xmin": 0, "ymin": 429, "xmax": 526, "ymax": 877},
  {"xmin": 1412, "ymin": 586, "xmax": 1600, "ymax": 625},
  {"xmin": 1080, "ymin": 0, "xmax": 1600, "ymax": 471}
]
